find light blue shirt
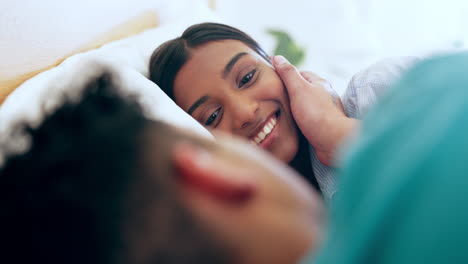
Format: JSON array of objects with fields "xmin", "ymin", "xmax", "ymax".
[{"xmin": 310, "ymin": 57, "xmax": 419, "ymax": 200}]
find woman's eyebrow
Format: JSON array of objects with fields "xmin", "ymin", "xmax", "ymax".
[
  {"xmin": 188, "ymin": 95, "xmax": 210, "ymax": 115},
  {"xmin": 222, "ymin": 52, "xmax": 248, "ymax": 79}
]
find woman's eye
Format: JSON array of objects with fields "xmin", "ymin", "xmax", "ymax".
[
  {"xmin": 239, "ymin": 69, "xmax": 256, "ymax": 88},
  {"xmin": 205, "ymin": 107, "xmax": 221, "ymax": 126}
]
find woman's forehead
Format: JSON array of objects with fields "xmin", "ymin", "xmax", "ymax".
[
  {"xmin": 192, "ymin": 40, "xmax": 256, "ymax": 59},
  {"xmin": 173, "ymin": 40, "xmax": 262, "ymax": 108},
  {"xmin": 185, "ymin": 40, "xmax": 269, "ymax": 74}
]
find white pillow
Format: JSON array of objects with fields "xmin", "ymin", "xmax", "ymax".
[
  {"xmin": 0, "ymin": 6, "xmax": 222, "ymax": 154},
  {"xmin": 0, "ymin": 58, "xmax": 213, "ymax": 165},
  {"xmin": 91, "ymin": 3, "xmax": 223, "ymax": 77}
]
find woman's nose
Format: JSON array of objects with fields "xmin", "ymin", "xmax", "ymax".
[{"xmin": 230, "ymin": 95, "xmax": 259, "ymax": 129}]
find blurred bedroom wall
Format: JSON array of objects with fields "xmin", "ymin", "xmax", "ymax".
[
  {"xmin": 0, "ymin": 0, "xmax": 212, "ymax": 82},
  {"xmin": 216, "ymin": 0, "xmax": 468, "ymax": 93},
  {"xmin": 2, "ymin": 0, "xmax": 467, "ymax": 94}
]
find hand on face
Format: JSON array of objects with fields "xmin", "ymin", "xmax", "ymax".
[
  {"xmin": 299, "ymin": 71, "xmax": 344, "ymax": 114},
  {"xmin": 272, "ymin": 55, "xmax": 358, "ymax": 166}
]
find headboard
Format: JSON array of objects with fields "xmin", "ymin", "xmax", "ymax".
[{"xmin": 0, "ymin": 0, "xmax": 215, "ymax": 104}]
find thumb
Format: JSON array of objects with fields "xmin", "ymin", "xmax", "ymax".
[{"xmin": 273, "ymin": 55, "xmax": 307, "ymax": 96}]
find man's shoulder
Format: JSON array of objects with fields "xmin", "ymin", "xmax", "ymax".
[
  {"xmin": 349, "ymin": 57, "xmax": 420, "ymax": 92},
  {"xmin": 343, "ymin": 57, "xmax": 420, "ymax": 118}
]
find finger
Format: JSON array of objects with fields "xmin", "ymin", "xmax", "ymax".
[
  {"xmin": 300, "ymin": 71, "xmax": 343, "ymax": 112},
  {"xmin": 300, "ymin": 71, "xmax": 337, "ymax": 96},
  {"xmin": 300, "ymin": 71, "xmax": 323, "ymax": 83},
  {"xmin": 272, "ymin": 55, "xmax": 308, "ymax": 96}
]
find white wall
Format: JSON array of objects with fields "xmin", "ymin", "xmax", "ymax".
[
  {"xmin": 2, "ymin": 0, "xmax": 467, "ymax": 93},
  {"xmin": 0, "ymin": 0, "xmax": 211, "ymax": 80},
  {"xmin": 216, "ymin": 0, "xmax": 468, "ymax": 93}
]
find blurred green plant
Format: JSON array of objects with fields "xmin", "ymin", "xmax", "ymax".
[{"xmin": 266, "ymin": 29, "xmax": 306, "ymax": 66}]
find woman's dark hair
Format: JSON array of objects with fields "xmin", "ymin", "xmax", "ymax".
[
  {"xmin": 149, "ymin": 22, "xmax": 271, "ymax": 101},
  {"xmin": 0, "ymin": 72, "xmax": 231, "ymax": 264}
]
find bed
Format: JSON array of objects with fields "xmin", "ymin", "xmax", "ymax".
[{"xmin": 0, "ymin": 0, "xmax": 219, "ymax": 149}]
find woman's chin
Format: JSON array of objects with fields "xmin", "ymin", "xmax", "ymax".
[{"xmin": 271, "ymin": 146, "xmax": 299, "ymax": 164}]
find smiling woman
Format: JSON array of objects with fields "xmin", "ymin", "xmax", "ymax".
[
  {"xmin": 149, "ymin": 23, "xmax": 319, "ymax": 191},
  {"xmin": 148, "ymin": 22, "xmax": 418, "ymax": 199},
  {"xmin": 172, "ymin": 40, "xmax": 299, "ymax": 163}
]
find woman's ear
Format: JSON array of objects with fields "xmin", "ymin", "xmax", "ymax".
[{"xmin": 172, "ymin": 143, "xmax": 257, "ymax": 204}]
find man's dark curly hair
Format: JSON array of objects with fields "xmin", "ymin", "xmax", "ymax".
[{"xmin": 0, "ymin": 71, "xmax": 231, "ymax": 264}]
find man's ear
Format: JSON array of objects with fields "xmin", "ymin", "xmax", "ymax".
[{"xmin": 172, "ymin": 143, "xmax": 257, "ymax": 204}]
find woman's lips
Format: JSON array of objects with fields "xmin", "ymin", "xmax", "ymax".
[{"xmin": 250, "ymin": 110, "xmax": 280, "ymax": 150}]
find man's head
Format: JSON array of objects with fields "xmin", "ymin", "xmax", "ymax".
[{"xmin": 1, "ymin": 71, "xmax": 323, "ymax": 264}]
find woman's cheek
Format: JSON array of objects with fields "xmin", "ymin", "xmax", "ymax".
[{"xmin": 263, "ymin": 71, "xmax": 287, "ymax": 99}]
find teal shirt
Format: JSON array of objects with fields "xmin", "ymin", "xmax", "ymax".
[{"xmin": 303, "ymin": 52, "xmax": 468, "ymax": 264}]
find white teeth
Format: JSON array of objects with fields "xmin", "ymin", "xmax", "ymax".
[
  {"xmin": 253, "ymin": 116, "xmax": 277, "ymax": 145},
  {"xmin": 258, "ymin": 132, "xmax": 266, "ymax": 140}
]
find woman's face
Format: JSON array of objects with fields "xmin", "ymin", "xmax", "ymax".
[{"xmin": 173, "ymin": 40, "xmax": 299, "ymax": 162}]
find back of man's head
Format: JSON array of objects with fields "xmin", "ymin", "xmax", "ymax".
[{"xmin": 0, "ymin": 71, "xmax": 229, "ymax": 264}]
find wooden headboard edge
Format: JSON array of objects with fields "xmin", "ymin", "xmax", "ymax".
[{"xmin": 0, "ymin": 11, "xmax": 159, "ymax": 105}]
